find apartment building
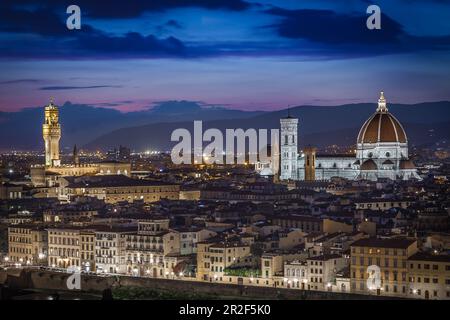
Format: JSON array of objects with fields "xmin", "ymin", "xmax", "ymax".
[
  {"xmin": 8, "ymin": 225, "xmax": 47, "ymax": 265},
  {"xmin": 284, "ymin": 260, "xmax": 308, "ymax": 288},
  {"xmin": 47, "ymin": 227, "xmax": 85, "ymax": 268},
  {"xmin": 95, "ymin": 226, "xmax": 135, "ymax": 274},
  {"xmin": 262, "ymin": 251, "xmax": 308, "ymax": 281},
  {"xmin": 407, "ymin": 252, "xmax": 450, "ymax": 300},
  {"xmin": 355, "ymin": 199, "xmax": 412, "ymax": 211},
  {"xmin": 350, "ymin": 237, "xmax": 418, "ymax": 297},
  {"xmin": 174, "ymin": 227, "xmax": 217, "ymax": 255},
  {"xmin": 60, "ymin": 175, "xmax": 180, "ymax": 204},
  {"xmin": 196, "ymin": 240, "xmax": 255, "ymax": 281},
  {"xmin": 79, "ymin": 230, "xmax": 95, "ymax": 272},
  {"xmin": 306, "ymin": 254, "xmax": 348, "ymax": 291},
  {"xmin": 271, "ymin": 215, "xmax": 323, "ymax": 233},
  {"xmin": 125, "ymin": 219, "xmax": 181, "ymax": 277}
]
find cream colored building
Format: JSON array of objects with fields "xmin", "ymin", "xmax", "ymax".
[
  {"xmin": 47, "ymin": 227, "xmax": 86, "ymax": 269},
  {"xmin": 306, "ymin": 254, "xmax": 348, "ymax": 291},
  {"xmin": 59, "ymin": 175, "xmax": 180, "ymax": 204},
  {"xmin": 125, "ymin": 219, "xmax": 181, "ymax": 277},
  {"xmin": 30, "ymin": 100, "xmax": 132, "ymax": 188},
  {"xmin": 8, "ymin": 225, "xmax": 48, "ymax": 265},
  {"xmin": 355, "ymin": 199, "xmax": 412, "ymax": 211},
  {"xmin": 350, "ymin": 237, "xmax": 418, "ymax": 297},
  {"xmin": 175, "ymin": 227, "xmax": 217, "ymax": 255},
  {"xmin": 80, "ymin": 230, "xmax": 96, "ymax": 272},
  {"xmin": 407, "ymin": 252, "xmax": 450, "ymax": 300},
  {"xmin": 196, "ymin": 240, "xmax": 256, "ymax": 282},
  {"xmin": 95, "ymin": 226, "xmax": 135, "ymax": 274}
]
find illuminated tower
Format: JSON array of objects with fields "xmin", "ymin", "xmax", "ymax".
[
  {"xmin": 73, "ymin": 144, "xmax": 80, "ymax": 166},
  {"xmin": 304, "ymin": 146, "xmax": 316, "ymax": 181},
  {"xmin": 280, "ymin": 110, "xmax": 298, "ymax": 180},
  {"xmin": 43, "ymin": 99, "xmax": 61, "ymax": 167}
]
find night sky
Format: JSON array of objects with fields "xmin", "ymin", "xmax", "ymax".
[{"xmin": 0, "ymin": 0, "xmax": 449, "ymax": 112}]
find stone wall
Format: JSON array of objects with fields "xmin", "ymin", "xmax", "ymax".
[{"xmin": 0, "ymin": 269, "xmax": 400, "ymax": 300}]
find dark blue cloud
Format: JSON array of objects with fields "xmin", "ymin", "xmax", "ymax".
[
  {"xmin": 166, "ymin": 20, "xmax": 183, "ymax": 29},
  {"xmin": 266, "ymin": 8, "xmax": 403, "ymax": 44},
  {"xmin": 1, "ymin": 0, "xmax": 252, "ymax": 19},
  {"xmin": 0, "ymin": 1, "xmax": 449, "ymax": 60},
  {"xmin": 0, "ymin": 5, "xmax": 187, "ymax": 58},
  {"xmin": 72, "ymin": 32, "xmax": 186, "ymax": 57},
  {"xmin": 264, "ymin": 7, "xmax": 450, "ymax": 55},
  {"xmin": 0, "ymin": 79, "xmax": 41, "ymax": 84},
  {"xmin": 39, "ymin": 85, "xmax": 122, "ymax": 90}
]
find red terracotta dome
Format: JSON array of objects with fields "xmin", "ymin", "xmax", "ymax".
[{"xmin": 357, "ymin": 92, "xmax": 407, "ymax": 144}]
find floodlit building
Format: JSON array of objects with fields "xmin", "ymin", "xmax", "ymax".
[
  {"xmin": 7, "ymin": 225, "xmax": 48, "ymax": 265},
  {"xmin": 350, "ymin": 237, "xmax": 418, "ymax": 297},
  {"xmin": 30, "ymin": 100, "xmax": 131, "ymax": 187},
  {"xmin": 407, "ymin": 252, "xmax": 450, "ymax": 300},
  {"xmin": 280, "ymin": 92, "xmax": 421, "ymax": 181},
  {"xmin": 58, "ymin": 175, "xmax": 180, "ymax": 203}
]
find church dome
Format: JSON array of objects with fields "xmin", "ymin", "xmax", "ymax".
[
  {"xmin": 357, "ymin": 92, "xmax": 407, "ymax": 144},
  {"xmin": 360, "ymin": 159, "xmax": 377, "ymax": 170}
]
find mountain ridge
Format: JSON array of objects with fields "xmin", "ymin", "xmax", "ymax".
[
  {"xmin": 84, "ymin": 101, "xmax": 450, "ymax": 152},
  {"xmin": 1, "ymin": 101, "xmax": 449, "ymax": 151}
]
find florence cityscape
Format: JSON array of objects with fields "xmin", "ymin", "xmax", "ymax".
[{"xmin": 0, "ymin": 0, "xmax": 449, "ymax": 309}]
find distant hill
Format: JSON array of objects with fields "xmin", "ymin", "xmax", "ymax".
[
  {"xmin": 84, "ymin": 101, "xmax": 450, "ymax": 151},
  {"xmin": 0, "ymin": 101, "xmax": 263, "ymax": 151}
]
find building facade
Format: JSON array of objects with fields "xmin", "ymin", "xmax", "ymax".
[
  {"xmin": 350, "ymin": 238, "xmax": 418, "ymax": 297},
  {"xmin": 8, "ymin": 225, "xmax": 48, "ymax": 265},
  {"xmin": 125, "ymin": 219, "xmax": 181, "ymax": 277},
  {"xmin": 95, "ymin": 226, "xmax": 134, "ymax": 274},
  {"xmin": 58, "ymin": 175, "xmax": 180, "ymax": 204},
  {"xmin": 48, "ymin": 228, "xmax": 80, "ymax": 268},
  {"xmin": 42, "ymin": 99, "xmax": 61, "ymax": 167},
  {"xmin": 31, "ymin": 100, "xmax": 131, "ymax": 187},
  {"xmin": 407, "ymin": 253, "xmax": 450, "ymax": 300},
  {"xmin": 280, "ymin": 92, "xmax": 421, "ymax": 181}
]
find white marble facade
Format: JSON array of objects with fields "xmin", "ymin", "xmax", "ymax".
[{"xmin": 279, "ymin": 92, "xmax": 421, "ymax": 181}]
